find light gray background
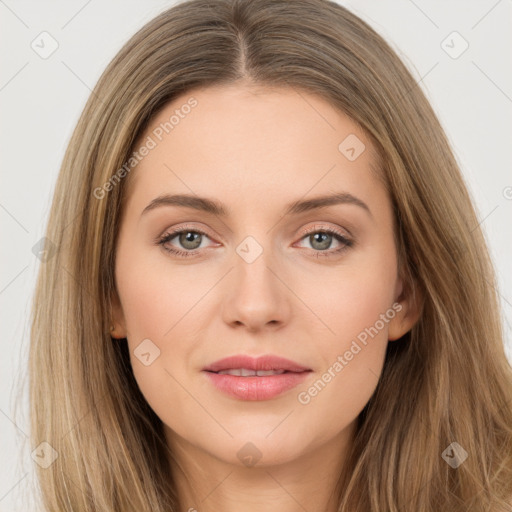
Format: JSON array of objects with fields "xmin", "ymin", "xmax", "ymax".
[{"xmin": 1, "ymin": 1, "xmax": 511, "ymax": 509}]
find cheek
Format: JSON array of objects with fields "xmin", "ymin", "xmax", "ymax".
[
  {"xmin": 291, "ymin": 251, "xmax": 396, "ymax": 417},
  {"xmin": 116, "ymin": 247, "xmax": 199, "ymax": 340},
  {"xmin": 296, "ymin": 249, "xmax": 397, "ymax": 344},
  {"xmin": 115, "ymin": 258, "xmax": 195, "ymax": 425},
  {"xmin": 114, "ymin": 245, "xmax": 212, "ymax": 398}
]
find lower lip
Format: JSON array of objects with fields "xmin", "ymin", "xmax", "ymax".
[{"xmin": 203, "ymin": 370, "xmax": 311, "ymax": 401}]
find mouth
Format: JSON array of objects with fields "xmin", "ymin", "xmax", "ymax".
[
  {"xmin": 204, "ymin": 368, "xmax": 309, "ymax": 376},
  {"xmin": 202, "ymin": 354, "xmax": 312, "ymax": 400}
]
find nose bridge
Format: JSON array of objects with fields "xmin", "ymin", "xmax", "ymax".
[{"xmin": 234, "ymin": 233, "xmax": 279, "ymax": 301}]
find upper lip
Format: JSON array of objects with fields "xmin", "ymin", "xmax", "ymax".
[{"xmin": 202, "ymin": 355, "xmax": 312, "ymax": 373}]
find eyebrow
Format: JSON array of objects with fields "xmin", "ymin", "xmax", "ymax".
[{"xmin": 141, "ymin": 192, "xmax": 372, "ymax": 218}]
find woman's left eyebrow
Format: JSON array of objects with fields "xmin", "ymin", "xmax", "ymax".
[{"xmin": 140, "ymin": 191, "xmax": 372, "ymax": 219}]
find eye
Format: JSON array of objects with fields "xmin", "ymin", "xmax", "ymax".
[
  {"xmin": 157, "ymin": 225, "xmax": 216, "ymax": 257},
  {"xmin": 295, "ymin": 225, "xmax": 353, "ymax": 258}
]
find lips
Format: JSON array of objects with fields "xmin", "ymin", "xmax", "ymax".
[
  {"xmin": 202, "ymin": 355, "xmax": 313, "ymax": 400},
  {"xmin": 202, "ymin": 354, "xmax": 312, "ymax": 374}
]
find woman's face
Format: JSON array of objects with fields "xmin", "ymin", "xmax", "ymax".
[{"xmin": 112, "ymin": 84, "xmax": 415, "ymax": 469}]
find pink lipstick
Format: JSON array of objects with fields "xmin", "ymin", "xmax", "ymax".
[{"xmin": 202, "ymin": 354, "xmax": 312, "ymax": 401}]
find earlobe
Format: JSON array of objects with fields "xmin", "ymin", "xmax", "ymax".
[
  {"xmin": 388, "ymin": 278, "xmax": 423, "ymax": 341},
  {"xmin": 110, "ymin": 291, "xmax": 127, "ymax": 339},
  {"xmin": 387, "ymin": 311, "xmax": 406, "ymax": 341}
]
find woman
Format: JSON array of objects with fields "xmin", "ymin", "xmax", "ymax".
[{"xmin": 29, "ymin": 0, "xmax": 512, "ymax": 510}]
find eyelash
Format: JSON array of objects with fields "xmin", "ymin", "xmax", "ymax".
[{"xmin": 156, "ymin": 224, "xmax": 354, "ymax": 259}]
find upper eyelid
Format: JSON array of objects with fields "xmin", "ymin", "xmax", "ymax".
[
  {"xmin": 300, "ymin": 224, "xmax": 352, "ymax": 238},
  {"xmin": 161, "ymin": 224, "xmax": 218, "ymax": 242}
]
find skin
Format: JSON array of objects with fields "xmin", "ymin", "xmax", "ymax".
[{"xmin": 111, "ymin": 83, "xmax": 420, "ymax": 512}]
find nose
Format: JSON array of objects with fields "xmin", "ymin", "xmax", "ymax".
[{"xmin": 221, "ymin": 245, "xmax": 292, "ymax": 332}]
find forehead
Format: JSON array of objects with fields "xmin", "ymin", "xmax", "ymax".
[{"xmin": 123, "ymin": 84, "xmax": 385, "ymax": 215}]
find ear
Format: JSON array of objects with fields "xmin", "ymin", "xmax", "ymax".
[
  {"xmin": 110, "ymin": 289, "xmax": 128, "ymax": 339},
  {"xmin": 387, "ymin": 276, "xmax": 423, "ymax": 341}
]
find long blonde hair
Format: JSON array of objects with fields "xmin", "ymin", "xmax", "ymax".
[{"xmin": 28, "ymin": 0, "xmax": 512, "ymax": 510}]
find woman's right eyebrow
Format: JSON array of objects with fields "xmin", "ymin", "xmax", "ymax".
[
  {"xmin": 141, "ymin": 193, "xmax": 226, "ymax": 217},
  {"xmin": 140, "ymin": 192, "xmax": 372, "ymax": 219}
]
